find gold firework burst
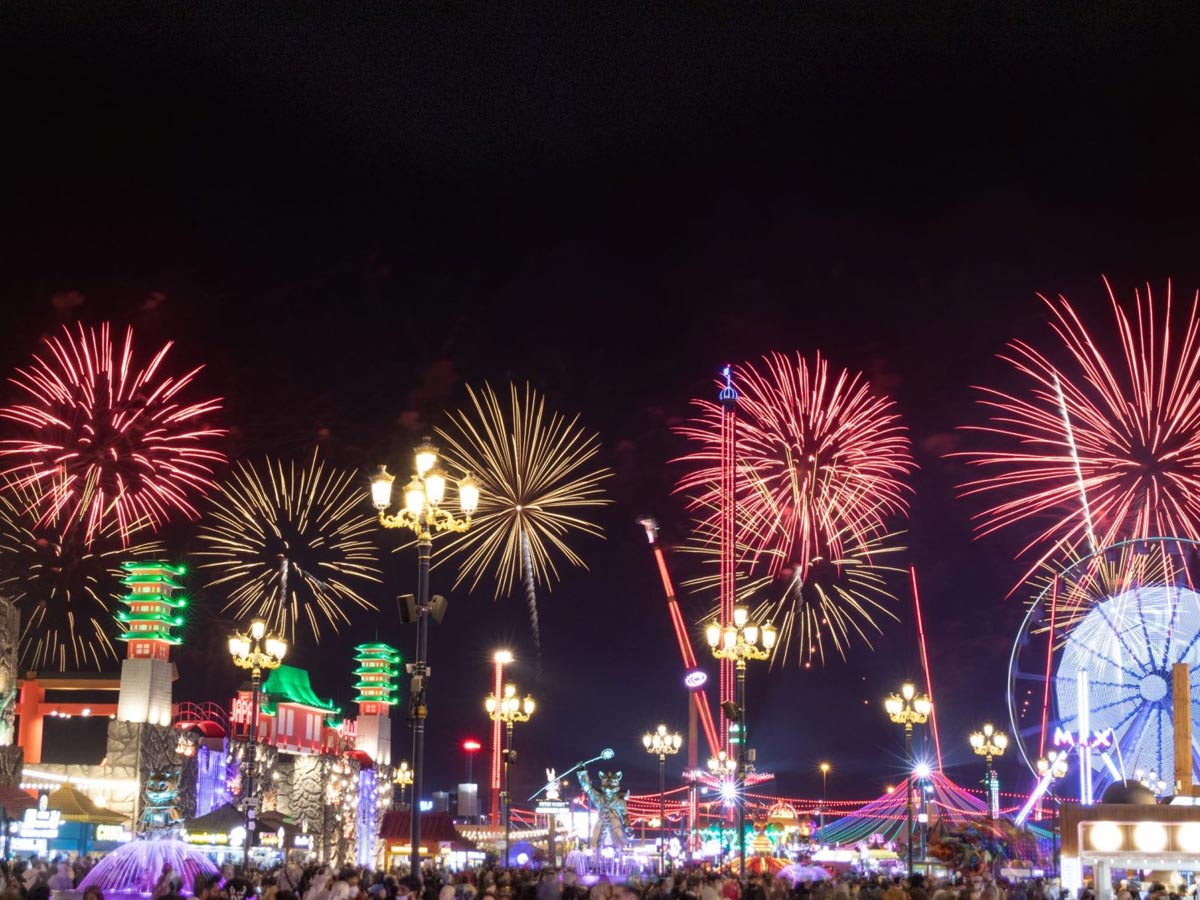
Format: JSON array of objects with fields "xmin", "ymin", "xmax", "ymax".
[
  {"xmin": 195, "ymin": 449, "xmax": 381, "ymax": 642},
  {"xmin": 435, "ymin": 382, "xmax": 611, "ymax": 646},
  {"xmin": 0, "ymin": 480, "xmax": 164, "ymax": 671}
]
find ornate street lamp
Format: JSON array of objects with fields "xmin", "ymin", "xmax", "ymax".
[
  {"xmin": 884, "ymin": 682, "xmax": 931, "ymax": 877},
  {"xmin": 485, "ymin": 683, "xmax": 535, "ymax": 867},
  {"xmin": 371, "ymin": 445, "xmax": 479, "ymax": 882},
  {"xmin": 643, "ymin": 723, "xmax": 682, "ymax": 870},
  {"xmin": 969, "ymin": 722, "xmax": 1009, "ymax": 819},
  {"xmin": 393, "ymin": 760, "xmax": 413, "ymax": 808},
  {"xmin": 228, "ymin": 618, "xmax": 287, "ymax": 872},
  {"xmin": 1038, "ymin": 750, "xmax": 1069, "ymax": 876},
  {"xmin": 707, "ymin": 605, "xmax": 776, "ymax": 881}
]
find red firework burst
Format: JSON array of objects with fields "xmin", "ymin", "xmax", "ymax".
[
  {"xmin": 958, "ymin": 278, "xmax": 1200, "ymax": 577},
  {"xmin": 676, "ymin": 351, "xmax": 914, "ymax": 586},
  {"xmin": 0, "ymin": 323, "xmax": 225, "ymax": 543}
]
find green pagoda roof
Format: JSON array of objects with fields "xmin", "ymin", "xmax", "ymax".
[{"xmin": 260, "ymin": 665, "xmax": 341, "ymax": 719}]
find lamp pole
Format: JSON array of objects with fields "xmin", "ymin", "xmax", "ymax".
[
  {"xmin": 372, "ymin": 442, "xmax": 481, "ymax": 883},
  {"xmin": 1037, "ymin": 751, "xmax": 1069, "ymax": 877},
  {"xmin": 707, "ymin": 607, "xmax": 776, "ymax": 882},
  {"xmin": 394, "ymin": 760, "xmax": 413, "ymax": 809},
  {"xmin": 643, "ymin": 723, "xmax": 682, "ymax": 871},
  {"xmin": 228, "ymin": 619, "xmax": 287, "ymax": 873},
  {"xmin": 884, "ymin": 682, "xmax": 931, "ymax": 878},
  {"xmin": 969, "ymin": 723, "xmax": 1008, "ymax": 820},
  {"xmin": 486, "ymin": 682, "xmax": 535, "ymax": 867},
  {"xmin": 819, "ymin": 762, "xmax": 830, "ymax": 837}
]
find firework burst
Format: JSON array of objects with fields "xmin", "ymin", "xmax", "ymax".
[
  {"xmin": 675, "ymin": 352, "xmax": 913, "ymax": 664},
  {"xmin": 684, "ymin": 515, "xmax": 905, "ymax": 665},
  {"xmin": 0, "ymin": 481, "xmax": 164, "ymax": 671},
  {"xmin": 0, "ymin": 323, "xmax": 225, "ymax": 545},
  {"xmin": 958, "ymin": 279, "xmax": 1200, "ymax": 578},
  {"xmin": 195, "ymin": 450, "xmax": 381, "ymax": 642},
  {"xmin": 435, "ymin": 382, "xmax": 612, "ymax": 649}
]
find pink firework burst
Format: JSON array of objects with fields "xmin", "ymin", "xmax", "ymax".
[
  {"xmin": 0, "ymin": 323, "xmax": 225, "ymax": 543},
  {"xmin": 958, "ymin": 278, "xmax": 1200, "ymax": 578},
  {"xmin": 676, "ymin": 351, "xmax": 914, "ymax": 593}
]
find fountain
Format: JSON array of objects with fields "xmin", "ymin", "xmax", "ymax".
[{"xmin": 79, "ymin": 768, "xmax": 219, "ymax": 895}]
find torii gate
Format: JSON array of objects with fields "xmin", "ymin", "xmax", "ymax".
[{"xmin": 15, "ymin": 672, "xmax": 120, "ymax": 764}]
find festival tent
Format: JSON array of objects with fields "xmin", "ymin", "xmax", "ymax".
[
  {"xmin": 48, "ymin": 784, "xmax": 126, "ymax": 824},
  {"xmin": 379, "ymin": 810, "xmax": 476, "ymax": 857},
  {"xmin": 814, "ymin": 771, "xmax": 988, "ymax": 847},
  {"xmin": 0, "ymin": 785, "xmax": 35, "ymax": 818}
]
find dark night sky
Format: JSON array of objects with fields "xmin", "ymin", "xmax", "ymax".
[{"xmin": 4, "ymin": 5, "xmax": 1200, "ymax": 808}]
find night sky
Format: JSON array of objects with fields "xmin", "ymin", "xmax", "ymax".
[{"xmin": 5, "ymin": 6, "xmax": 1200, "ymax": 809}]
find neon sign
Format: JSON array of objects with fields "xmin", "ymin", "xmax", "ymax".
[
  {"xmin": 1053, "ymin": 726, "xmax": 1114, "ymax": 749},
  {"xmin": 684, "ymin": 669, "xmax": 708, "ymax": 690}
]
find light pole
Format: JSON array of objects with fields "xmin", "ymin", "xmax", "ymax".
[
  {"xmin": 228, "ymin": 618, "xmax": 287, "ymax": 872},
  {"xmin": 643, "ymin": 723, "xmax": 682, "ymax": 871},
  {"xmin": 707, "ymin": 750, "xmax": 737, "ymax": 863},
  {"xmin": 489, "ymin": 650, "xmax": 513, "ymax": 824},
  {"xmin": 394, "ymin": 760, "xmax": 413, "ymax": 808},
  {"xmin": 706, "ymin": 606, "xmax": 776, "ymax": 881},
  {"xmin": 969, "ymin": 723, "xmax": 1008, "ymax": 820},
  {"xmin": 1037, "ymin": 750, "xmax": 1069, "ymax": 876},
  {"xmin": 486, "ymin": 682, "xmax": 535, "ymax": 867},
  {"xmin": 372, "ymin": 443, "xmax": 481, "ymax": 882},
  {"xmin": 884, "ymin": 682, "xmax": 931, "ymax": 877},
  {"xmin": 819, "ymin": 762, "xmax": 830, "ymax": 838}
]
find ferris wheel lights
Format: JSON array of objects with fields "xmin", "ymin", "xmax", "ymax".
[
  {"xmin": 1088, "ymin": 821, "xmax": 1123, "ymax": 852},
  {"xmin": 1133, "ymin": 822, "xmax": 1168, "ymax": 852}
]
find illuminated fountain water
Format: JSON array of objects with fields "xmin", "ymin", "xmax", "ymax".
[
  {"xmin": 79, "ymin": 767, "xmax": 219, "ymax": 896},
  {"xmin": 78, "ymin": 838, "xmax": 220, "ymax": 895}
]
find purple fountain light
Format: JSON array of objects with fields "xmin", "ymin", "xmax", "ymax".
[{"xmin": 78, "ymin": 838, "xmax": 220, "ymax": 895}]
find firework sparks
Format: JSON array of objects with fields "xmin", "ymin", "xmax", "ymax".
[
  {"xmin": 675, "ymin": 352, "xmax": 913, "ymax": 664},
  {"xmin": 958, "ymin": 280, "xmax": 1200, "ymax": 578},
  {"xmin": 684, "ymin": 517, "xmax": 905, "ymax": 665},
  {"xmin": 195, "ymin": 450, "xmax": 381, "ymax": 642},
  {"xmin": 0, "ymin": 481, "xmax": 164, "ymax": 671},
  {"xmin": 0, "ymin": 323, "xmax": 225, "ymax": 545},
  {"xmin": 435, "ymin": 382, "xmax": 612, "ymax": 648}
]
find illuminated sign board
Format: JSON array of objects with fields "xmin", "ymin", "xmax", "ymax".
[
  {"xmin": 18, "ymin": 795, "xmax": 61, "ymax": 840},
  {"xmin": 95, "ymin": 824, "xmax": 133, "ymax": 843},
  {"xmin": 684, "ymin": 669, "xmax": 708, "ymax": 690},
  {"xmin": 1053, "ymin": 726, "xmax": 1114, "ymax": 749}
]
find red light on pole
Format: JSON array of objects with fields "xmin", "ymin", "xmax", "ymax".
[{"xmin": 462, "ymin": 738, "xmax": 482, "ymax": 784}]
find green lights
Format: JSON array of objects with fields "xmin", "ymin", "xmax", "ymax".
[
  {"xmin": 353, "ymin": 643, "xmax": 401, "ymax": 709},
  {"xmin": 115, "ymin": 561, "xmax": 188, "ymax": 653}
]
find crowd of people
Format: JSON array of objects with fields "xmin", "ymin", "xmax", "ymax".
[{"xmin": 0, "ymin": 857, "xmax": 1193, "ymax": 900}]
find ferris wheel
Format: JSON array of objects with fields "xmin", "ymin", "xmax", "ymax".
[{"xmin": 1007, "ymin": 537, "xmax": 1200, "ymax": 801}]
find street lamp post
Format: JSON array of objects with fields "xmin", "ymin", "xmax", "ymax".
[
  {"xmin": 1037, "ymin": 750, "xmax": 1069, "ymax": 876},
  {"xmin": 485, "ymin": 683, "xmax": 535, "ymax": 867},
  {"xmin": 372, "ymin": 443, "xmax": 480, "ymax": 883},
  {"xmin": 707, "ymin": 606, "xmax": 776, "ymax": 882},
  {"xmin": 643, "ymin": 723, "xmax": 682, "ymax": 871},
  {"xmin": 819, "ymin": 762, "xmax": 830, "ymax": 837},
  {"xmin": 969, "ymin": 723, "xmax": 1009, "ymax": 820},
  {"xmin": 707, "ymin": 750, "xmax": 737, "ymax": 864},
  {"xmin": 394, "ymin": 760, "xmax": 413, "ymax": 808},
  {"xmin": 228, "ymin": 618, "xmax": 287, "ymax": 872},
  {"xmin": 884, "ymin": 682, "xmax": 932, "ymax": 878}
]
